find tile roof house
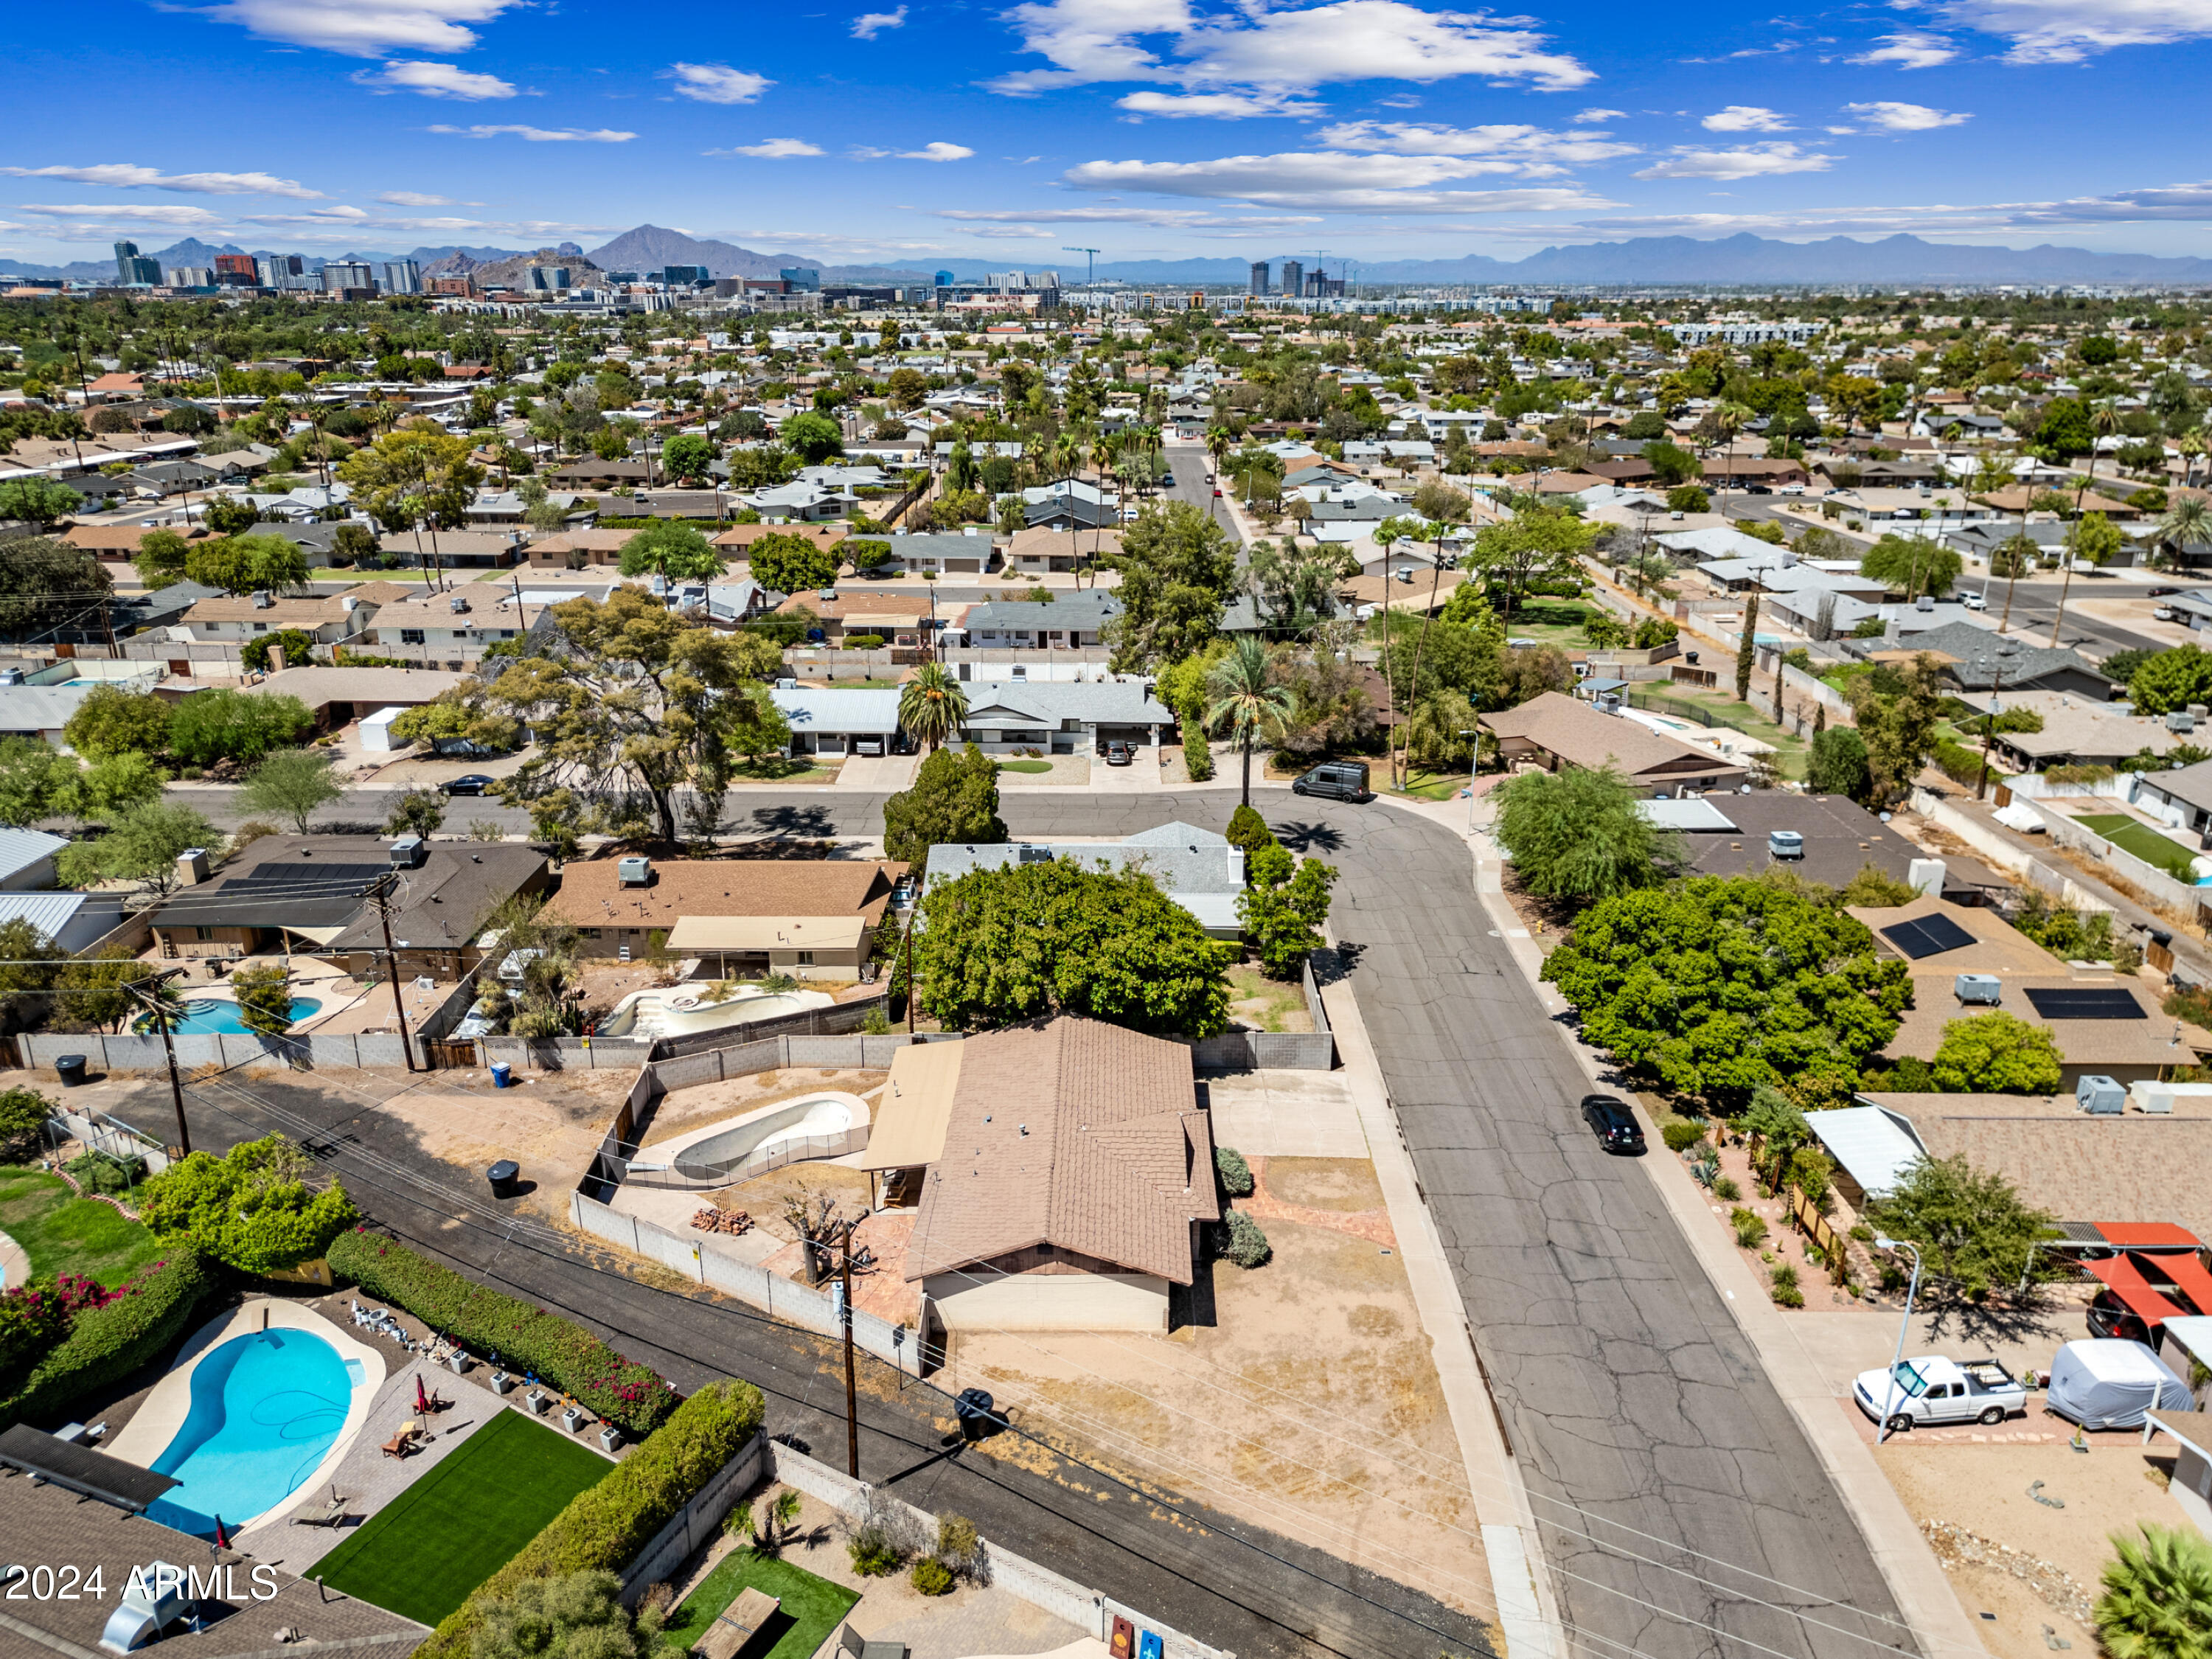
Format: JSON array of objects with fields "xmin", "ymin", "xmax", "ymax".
[
  {"xmin": 541, "ymin": 854, "xmax": 902, "ymax": 974},
  {"xmin": 896, "ymin": 1017, "xmax": 1220, "ymax": 1332},
  {"xmin": 925, "ymin": 821, "xmax": 1245, "ymax": 936},
  {"xmin": 1481, "ymin": 692, "xmax": 1751, "ymax": 794}
]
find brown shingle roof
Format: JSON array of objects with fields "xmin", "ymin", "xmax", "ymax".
[
  {"xmin": 907, "ymin": 1018, "xmax": 1218, "ymax": 1285},
  {"xmin": 1481, "ymin": 692, "xmax": 1749, "ymax": 785},
  {"xmin": 543, "ymin": 856, "xmax": 902, "ymax": 931}
]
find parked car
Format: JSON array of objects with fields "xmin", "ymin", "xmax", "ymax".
[
  {"xmin": 2154, "ymin": 605, "xmax": 2180, "ymax": 622},
  {"xmin": 1104, "ymin": 740, "xmax": 1133, "ymax": 766},
  {"xmin": 1962, "ymin": 592, "xmax": 1987, "ymax": 611},
  {"xmin": 1852, "ymin": 1356, "xmax": 2026, "ymax": 1430},
  {"xmin": 1580, "ymin": 1094, "xmax": 1645, "ymax": 1154},
  {"xmin": 1292, "ymin": 760, "xmax": 1371, "ymax": 801},
  {"xmin": 441, "ymin": 774, "xmax": 495, "ymax": 796},
  {"xmin": 433, "ymin": 737, "xmax": 505, "ymax": 760}
]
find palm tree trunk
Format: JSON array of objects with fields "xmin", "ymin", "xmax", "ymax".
[
  {"xmin": 1240, "ymin": 730, "xmax": 1253, "ymax": 807},
  {"xmin": 1397, "ymin": 547, "xmax": 1447, "ymax": 788}
]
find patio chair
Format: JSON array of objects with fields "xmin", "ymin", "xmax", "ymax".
[
  {"xmin": 290, "ymin": 1500, "xmax": 348, "ymax": 1528},
  {"xmin": 837, "ymin": 1621, "xmax": 908, "ymax": 1659},
  {"xmin": 378, "ymin": 1433, "xmax": 412, "ymax": 1460}
]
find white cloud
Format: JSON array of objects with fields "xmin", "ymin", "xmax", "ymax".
[
  {"xmin": 0, "ymin": 164, "xmax": 321, "ymax": 199},
  {"xmin": 970, "ymin": 226, "xmax": 1059, "ymax": 237},
  {"xmin": 1318, "ymin": 120, "xmax": 1639, "ymax": 170},
  {"xmin": 990, "ymin": 0, "xmax": 1590, "ymax": 96},
  {"xmin": 377, "ymin": 189, "xmax": 459, "ymax": 205},
  {"xmin": 1848, "ymin": 31, "xmax": 1959, "ymax": 66},
  {"xmin": 1116, "ymin": 89, "xmax": 1321, "ymax": 116},
  {"xmin": 360, "ymin": 59, "xmax": 517, "ymax": 97},
  {"xmin": 900, "ymin": 141, "xmax": 974, "ymax": 160},
  {"xmin": 1701, "ymin": 105, "xmax": 1792, "ymax": 131},
  {"xmin": 428, "ymin": 123, "xmax": 636, "ymax": 140},
  {"xmin": 1634, "ymin": 142, "xmax": 1834, "ymax": 179},
  {"xmin": 201, "ymin": 0, "xmax": 522, "ymax": 55},
  {"xmin": 1573, "ymin": 107, "xmax": 1626, "ymax": 122},
  {"xmin": 15, "ymin": 203, "xmax": 226, "ymax": 224},
  {"xmin": 938, "ymin": 205, "xmax": 1323, "ymax": 226},
  {"xmin": 1932, "ymin": 0, "xmax": 2212, "ymax": 59},
  {"xmin": 852, "ymin": 6, "xmax": 907, "ymax": 36},
  {"xmin": 668, "ymin": 62, "xmax": 773, "ymax": 103},
  {"xmin": 1064, "ymin": 149, "xmax": 1614, "ymax": 212},
  {"xmin": 1527, "ymin": 179, "xmax": 2212, "ymax": 237},
  {"xmin": 1843, "ymin": 100, "xmax": 1971, "ymax": 130},
  {"xmin": 712, "ymin": 138, "xmax": 825, "ymax": 157}
]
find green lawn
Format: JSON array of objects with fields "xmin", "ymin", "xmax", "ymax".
[
  {"xmin": 996, "ymin": 759, "xmax": 1054, "ymax": 773},
  {"xmin": 0, "ymin": 1166, "xmax": 165, "ymax": 1288},
  {"xmin": 1499, "ymin": 600, "xmax": 1600, "ymax": 648},
  {"xmin": 2077, "ymin": 813, "xmax": 2198, "ymax": 880},
  {"xmin": 311, "ymin": 1408, "xmax": 612, "ymax": 1627},
  {"xmin": 1385, "ymin": 768, "xmax": 1466, "ymax": 801},
  {"xmin": 657, "ymin": 1548, "xmax": 859, "ymax": 1659}
]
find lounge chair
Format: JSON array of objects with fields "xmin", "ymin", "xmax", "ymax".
[
  {"xmin": 291, "ymin": 1500, "xmax": 348, "ymax": 1528},
  {"xmin": 378, "ymin": 1433, "xmax": 412, "ymax": 1460},
  {"xmin": 838, "ymin": 1621, "xmax": 908, "ymax": 1659},
  {"xmin": 695, "ymin": 1589, "xmax": 780, "ymax": 1659}
]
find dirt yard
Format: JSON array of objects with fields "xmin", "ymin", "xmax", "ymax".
[
  {"xmin": 1877, "ymin": 1435, "xmax": 2198, "ymax": 1659},
  {"xmin": 372, "ymin": 1067, "xmax": 640, "ymax": 1225},
  {"xmin": 939, "ymin": 1158, "xmax": 1495, "ymax": 1633}
]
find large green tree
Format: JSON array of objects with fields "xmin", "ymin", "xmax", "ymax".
[
  {"xmin": 883, "ymin": 745, "xmax": 1004, "ymax": 877},
  {"xmin": 139, "ymin": 1135, "xmax": 358, "ymax": 1273},
  {"xmin": 778, "ymin": 411, "xmax": 843, "ymax": 463},
  {"xmin": 1540, "ymin": 874, "xmax": 1911, "ymax": 1107},
  {"xmin": 1470, "ymin": 507, "xmax": 1597, "ymax": 620},
  {"xmin": 0, "ymin": 477, "xmax": 83, "ymax": 528},
  {"xmin": 1858, "ymin": 535, "xmax": 1961, "ymax": 600},
  {"xmin": 1930, "ymin": 1012, "xmax": 2063, "ymax": 1094},
  {"xmin": 1106, "ymin": 500, "xmax": 1238, "ymax": 670},
  {"xmin": 184, "ymin": 533, "xmax": 311, "ymax": 597},
  {"xmin": 913, "ymin": 858, "xmax": 1237, "ymax": 1036},
  {"xmin": 1864, "ymin": 1152, "xmax": 2060, "ymax": 1296},
  {"xmin": 746, "ymin": 532, "xmax": 840, "ymax": 595},
  {"xmin": 0, "ymin": 537, "xmax": 112, "ymax": 644},
  {"xmin": 2128, "ymin": 645, "xmax": 2212, "ymax": 714},
  {"xmin": 62, "ymin": 686, "xmax": 172, "ymax": 762},
  {"xmin": 1805, "ymin": 726, "xmax": 1873, "ymax": 802},
  {"xmin": 616, "ymin": 519, "xmax": 723, "ymax": 582},
  {"xmin": 55, "ymin": 801, "xmax": 224, "ymax": 901},
  {"xmin": 1494, "ymin": 765, "xmax": 1678, "ymax": 904},
  {"xmin": 1238, "ymin": 841, "xmax": 1338, "ymax": 978},
  {"xmin": 240, "ymin": 749, "xmax": 343, "ymax": 834},
  {"xmin": 1853, "ymin": 653, "xmax": 1946, "ymax": 805},
  {"xmin": 167, "ymin": 689, "xmax": 317, "ymax": 767}
]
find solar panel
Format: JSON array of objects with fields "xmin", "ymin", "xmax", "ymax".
[
  {"xmin": 2023, "ymin": 987, "xmax": 2146, "ymax": 1021},
  {"xmin": 1879, "ymin": 913, "xmax": 1978, "ymax": 959}
]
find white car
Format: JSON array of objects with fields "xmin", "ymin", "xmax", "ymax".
[
  {"xmin": 1963, "ymin": 592, "xmax": 1987, "ymax": 611},
  {"xmin": 1853, "ymin": 1355, "xmax": 2026, "ymax": 1430}
]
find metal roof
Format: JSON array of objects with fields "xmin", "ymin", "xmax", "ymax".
[
  {"xmin": 0, "ymin": 827, "xmax": 66, "ymax": 880},
  {"xmin": 1812, "ymin": 1105, "xmax": 1929, "ymax": 1200}
]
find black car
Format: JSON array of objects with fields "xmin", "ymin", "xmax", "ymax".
[
  {"xmin": 1581, "ymin": 1094, "xmax": 1646, "ymax": 1154},
  {"xmin": 441, "ymin": 774, "xmax": 495, "ymax": 797}
]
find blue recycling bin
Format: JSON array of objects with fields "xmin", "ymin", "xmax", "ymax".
[{"xmin": 490, "ymin": 1062, "xmax": 512, "ymax": 1089}]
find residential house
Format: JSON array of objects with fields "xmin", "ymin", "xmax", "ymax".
[
  {"xmin": 375, "ymin": 530, "xmax": 521, "ymax": 570},
  {"xmin": 867, "ymin": 1016, "xmax": 1219, "ymax": 1332},
  {"xmin": 0, "ymin": 891, "xmax": 130, "ymax": 953},
  {"xmin": 745, "ymin": 481, "xmax": 848, "ymax": 522},
  {"xmin": 956, "ymin": 678, "xmax": 1173, "ymax": 754},
  {"xmin": 1655, "ymin": 526, "xmax": 1803, "ymax": 566},
  {"xmin": 1639, "ymin": 792, "xmax": 1916, "ymax": 887},
  {"xmin": 2130, "ymin": 758, "xmax": 2212, "ymax": 840},
  {"xmin": 147, "ymin": 834, "xmax": 550, "ymax": 980},
  {"xmin": 1846, "ymin": 894, "xmax": 2211, "ymax": 1088},
  {"xmin": 175, "ymin": 583, "xmax": 405, "ymax": 648},
  {"xmin": 1846, "ymin": 622, "xmax": 2114, "ymax": 699},
  {"xmin": 546, "ymin": 457, "xmax": 654, "ymax": 490},
  {"xmin": 1983, "ymin": 689, "xmax": 2187, "ymax": 771},
  {"xmin": 771, "ymin": 685, "xmax": 905, "ymax": 756},
  {"xmin": 1696, "ymin": 456, "xmax": 1809, "ymax": 489},
  {"xmin": 242, "ymin": 665, "xmax": 469, "ymax": 731},
  {"xmin": 362, "ymin": 590, "xmax": 549, "ymax": 669},
  {"xmin": 0, "ymin": 829, "xmax": 69, "ymax": 891},
  {"xmin": 540, "ymin": 852, "xmax": 902, "ymax": 975},
  {"xmin": 524, "ymin": 528, "xmax": 640, "ymax": 571},
  {"xmin": 1020, "ymin": 479, "xmax": 1120, "ymax": 531},
  {"xmin": 1481, "ymin": 692, "xmax": 1751, "ymax": 794},
  {"xmin": 771, "ymin": 591, "xmax": 935, "ymax": 647},
  {"xmin": 925, "ymin": 821, "xmax": 1244, "ymax": 936},
  {"xmin": 953, "ymin": 591, "xmax": 1121, "ymax": 650},
  {"xmin": 878, "ymin": 529, "xmax": 997, "ymax": 576},
  {"xmin": 1335, "ymin": 568, "xmax": 1471, "ymax": 618},
  {"xmin": 1002, "ymin": 527, "xmax": 1121, "ymax": 574},
  {"xmin": 714, "ymin": 521, "xmax": 849, "ymax": 573},
  {"xmin": 467, "ymin": 490, "xmax": 589, "ymax": 529}
]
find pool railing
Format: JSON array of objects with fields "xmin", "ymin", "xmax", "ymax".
[{"xmin": 622, "ymin": 1126, "xmax": 868, "ymax": 1192}]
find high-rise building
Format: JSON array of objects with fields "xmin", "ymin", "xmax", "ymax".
[
  {"xmin": 661, "ymin": 265, "xmax": 708, "ymax": 287},
  {"xmin": 1249, "ymin": 261, "xmax": 1269, "ymax": 296},
  {"xmin": 933, "ymin": 269, "xmax": 955, "ymax": 288},
  {"xmin": 526, "ymin": 265, "xmax": 570, "ymax": 292},
  {"xmin": 258, "ymin": 254, "xmax": 306, "ymax": 288},
  {"xmin": 165, "ymin": 267, "xmax": 216, "ymax": 289},
  {"xmin": 1279, "ymin": 260, "xmax": 1303, "ymax": 302},
  {"xmin": 779, "ymin": 268, "xmax": 821, "ymax": 292},
  {"xmin": 113, "ymin": 242, "xmax": 161, "ymax": 285},
  {"xmin": 214, "ymin": 254, "xmax": 258, "ymax": 286},
  {"xmin": 382, "ymin": 260, "xmax": 422, "ymax": 294},
  {"xmin": 321, "ymin": 260, "xmax": 374, "ymax": 293}
]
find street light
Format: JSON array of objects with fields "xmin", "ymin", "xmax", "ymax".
[{"xmin": 1872, "ymin": 1235, "xmax": 1924, "ymax": 1443}]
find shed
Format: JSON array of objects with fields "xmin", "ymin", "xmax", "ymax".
[{"xmin": 361, "ymin": 706, "xmax": 409, "ymax": 753}]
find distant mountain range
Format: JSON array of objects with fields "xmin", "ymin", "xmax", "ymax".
[{"xmin": 10, "ymin": 226, "xmax": 2212, "ymax": 288}]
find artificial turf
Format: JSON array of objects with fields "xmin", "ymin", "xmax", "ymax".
[
  {"xmin": 309, "ymin": 1407, "xmax": 613, "ymax": 1627},
  {"xmin": 656, "ymin": 1548, "xmax": 860, "ymax": 1659},
  {"xmin": 2076, "ymin": 813, "xmax": 2199, "ymax": 880},
  {"xmin": 0, "ymin": 1166, "xmax": 165, "ymax": 1287}
]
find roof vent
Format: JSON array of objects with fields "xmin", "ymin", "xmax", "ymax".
[
  {"xmin": 618, "ymin": 855, "xmax": 652, "ymax": 886},
  {"xmin": 1768, "ymin": 830, "xmax": 1804, "ymax": 860}
]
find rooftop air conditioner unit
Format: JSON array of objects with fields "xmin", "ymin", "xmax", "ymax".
[
  {"xmin": 2077, "ymin": 1074, "xmax": 2126, "ymax": 1116},
  {"xmin": 617, "ymin": 855, "xmax": 652, "ymax": 886},
  {"xmin": 1954, "ymin": 973, "xmax": 2002, "ymax": 1005},
  {"xmin": 1768, "ymin": 830, "xmax": 1804, "ymax": 860},
  {"xmin": 2171, "ymin": 710, "xmax": 2197, "ymax": 732},
  {"xmin": 448, "ymin": 594, "xmax": 469, "ymax": 613},
  {"xmin": 1915, "ymin": 594, "xmax": 1935, "ymax": 612},
  {"xmin": 389, "ymin": 835, "xmax": 426, "ymax": 869},
  {"xmin": 251, "ymin": 589, "xmax": 273, "ymax": 608}
]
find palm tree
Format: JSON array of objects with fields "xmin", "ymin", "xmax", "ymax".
[
  {"xmin": 2089, "ymin": 400, "xmax": 2123, "ymax": 484},
  {"xmin": 1205, "ymin": 638, "xmax": 1294, "ymax": 809},
  {"xmin": 898, "ymin": 663, "xmax": 967, "ymax": 754},
  {"xmin": 2179, "ymin": 428, "xmax": 2206, "ymax": 490},
  {"xmin": 2094, "ymin": 1524, "xmax": 2212, "ymax": 1659},
  {"xmin": 1206, "ymin": 425, "xmax": 1232, "ymax": 480},
  {"xmin": 2158, "ymin": 495, "xmax": 2212, "ymax": 573},
  {"xmin": 1088, "ymin": 432, "xmax": 1119, "ymax": 585}
]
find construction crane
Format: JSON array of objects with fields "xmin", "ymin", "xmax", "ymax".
[{"xmin": 1062, "ymin": 246, "xmax": 1101, "ymax": 285}]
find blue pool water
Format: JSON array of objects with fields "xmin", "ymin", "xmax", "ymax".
[
  {"xmin": 144, "ymin": 997, "xmax": 323, "ymax": 1036},
  {"xmin": 146, "ymin": 1329, "xmax": 355, "ymax": 1537}
]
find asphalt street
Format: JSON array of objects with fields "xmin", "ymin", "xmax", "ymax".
[
  {"xmin": 146, "ymin": 784, "xmax": 1916, "ymax": 1659},
  {"xmin": 1165, "ymin": 441, "xmax": 1245, "ymax": 549}
]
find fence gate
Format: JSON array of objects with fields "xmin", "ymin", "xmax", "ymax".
[{"xmin": 422, "ymin": 1038, "xmax": 479, "ymax": 1070}]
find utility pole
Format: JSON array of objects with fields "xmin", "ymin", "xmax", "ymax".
[
  {"xmin": 129, "ymin": 970, "xmax": 191, "ymax": 1158},
  {"xmin": 369, "ymin": 880, "xmax": 417, "ymax": 1071},
  {"xmin": 1975, "ymin": 660, "xmax": 2008, "ymax": 801},
  {"xmin": 838, "ymin": 1220, "xmax": 860, "ymax": 1477}
]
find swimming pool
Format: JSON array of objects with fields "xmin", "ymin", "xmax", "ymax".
[
  {"xmin": 145, "ymin": 1328, "xmax": 361, "ymax": 1537},
  {"xmin": 142, "ymin": 996, "xmax": 324, "ymax": 1036}
]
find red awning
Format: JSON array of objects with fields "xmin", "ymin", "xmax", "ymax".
[
  {"xmin": 2090, "ymin": 1222, "xmax": 2203, "ymax": 1249},
  {"xmin": 2086, "ymin": 1253, "xmax": 2189, "ymax": 1326},
  {"xmin": 2139, "ymin": 1251, "xmax": 2212, "ymax": 1318}
]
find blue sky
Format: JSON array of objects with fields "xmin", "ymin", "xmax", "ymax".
[{"xmin": 4, "ymin": 0, "xmax": 2211, "ymax": 268}]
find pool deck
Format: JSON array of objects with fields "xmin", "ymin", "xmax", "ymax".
[{"xmin": 105, "ymin": 1296, "xmax": 386, "ymax": 1532}]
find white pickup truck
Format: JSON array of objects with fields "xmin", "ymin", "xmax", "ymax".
[{"xmin": 1852, "ymin": 1355, "xmax": 2028, "ymax": 1429}]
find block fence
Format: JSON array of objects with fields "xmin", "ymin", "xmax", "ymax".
[{"xmin": 21, "ymin": 1028, "xmax": 418, "ymax": 1076}]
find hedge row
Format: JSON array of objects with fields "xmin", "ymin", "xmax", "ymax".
[
  {"xmin": 327, "ymin": 1228, "xmax": 678, "ymax": 1433},
  {"xmin": 0, "ymin": 1251, "xmax": 213, "ymax": 1431},
  {"xmin": 415, "ymin": 1380, "xmax": 765, "ymax": 1659}
]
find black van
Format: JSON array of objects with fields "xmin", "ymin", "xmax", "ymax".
[{"xmin": 1293, "ymin": 760, "xmax": 1371, "ymax": 802}]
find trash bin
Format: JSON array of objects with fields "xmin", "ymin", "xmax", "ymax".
[
  {"xmin": 55, "ymin": 1054, "xmax": 87, "ymax": 1088},
  {"xmin": 487, "ymin": 1159, "xmax": 520, "ymax": 1198},
  {"xmin": 953, "ymin": 1387, "xmax": 997, "ymax": 1441},
  {"xmin": 489, "ymin": 1062, "xmax": 512, "ymax": 1090}
]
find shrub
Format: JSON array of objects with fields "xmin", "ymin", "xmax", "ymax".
[
  {"xmin": 1215, "ymin": 1145, "xmax": 1254, "ymax": 1197},
  {"xmin": 935, "ymin": 1513, "xmax": 982, "ymax": 1582},
  {"xmin": 1180, "ymin": 714, "xmax": 1214, "ymax": 782},
  {"xmin": 2096, "ymin": 1523, "xmax": 2212, "ymax": 1659},
  {"xmin": 1661, "ymin": 1121, "xmax": 1708, "ymax": 1154},
  {"xmin": 1712, "ymin": 1175, "xmax": 1742, "ymax": 1202},
  {"xmin": 139, "ymin": 1135, "xmax": 357, "ymax": 1272},
  {"xmin": 1222, "ymin": 1210, "xmax": 1271, "ymax": 1269},
  {"xmin": 1731, "ymin": 1208, "xmax": 1769, "ymax": 1249},
  {"xmin": 0, "ymin": 1085, "xmax": 52, "ymax": 1161},
  {"xmin": 910, "ymin": 1558, "xmax": 955, "ymax": 1596},
  {"xmin": 0, "ymin": 1250, "xmax": 212, "ymax": 1431},
  {"xmin": 1788, "ymin": 1147, "xmax": 1834, "ymax": 1208},
  {"xmin": 845, "ymin": 633, "xmax": 886, "ymax": 650},
  {"xmin": 64, "ymin": 1150, "xmax": 142, "ymax": 1195},
  {"xmin": 474, "ymin": 1570, "xmax": 659, "ymax": 1659},
  {"xmin": 1770, "ymin": 1264, "xmax": 1805, "ymax": 1308},
  {"xmin": 411, "ymin": 1381, "xmax": 763, "ymax": 1659},
  {"xmin": 327, "ymin": 1228, "xmax": 679, "ymax": 1432}
]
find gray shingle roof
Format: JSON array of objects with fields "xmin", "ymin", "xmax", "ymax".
[
  {"xmin": 962, "ymin": 591, "xmax": 1121, "ymax": 632},
  {"xmin": 1865, "ymin": 622, "xmax": 2111, "ymax": 692}
]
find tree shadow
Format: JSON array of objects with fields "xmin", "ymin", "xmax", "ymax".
[
  {"xmin": 1918, "ymin": 1297, "xmax": 2073, "ymax": 1349},
  {"xmin": 743, "ymin": 804, "xmax": 838, "ymax": 838},
  {"xmin": 1309, "ymin": 943, "xmax": 1363, "ymax": 985},
  {"xmin": 1273, "ymin": 818, "xmax": 1343, "ymax": 854}
]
